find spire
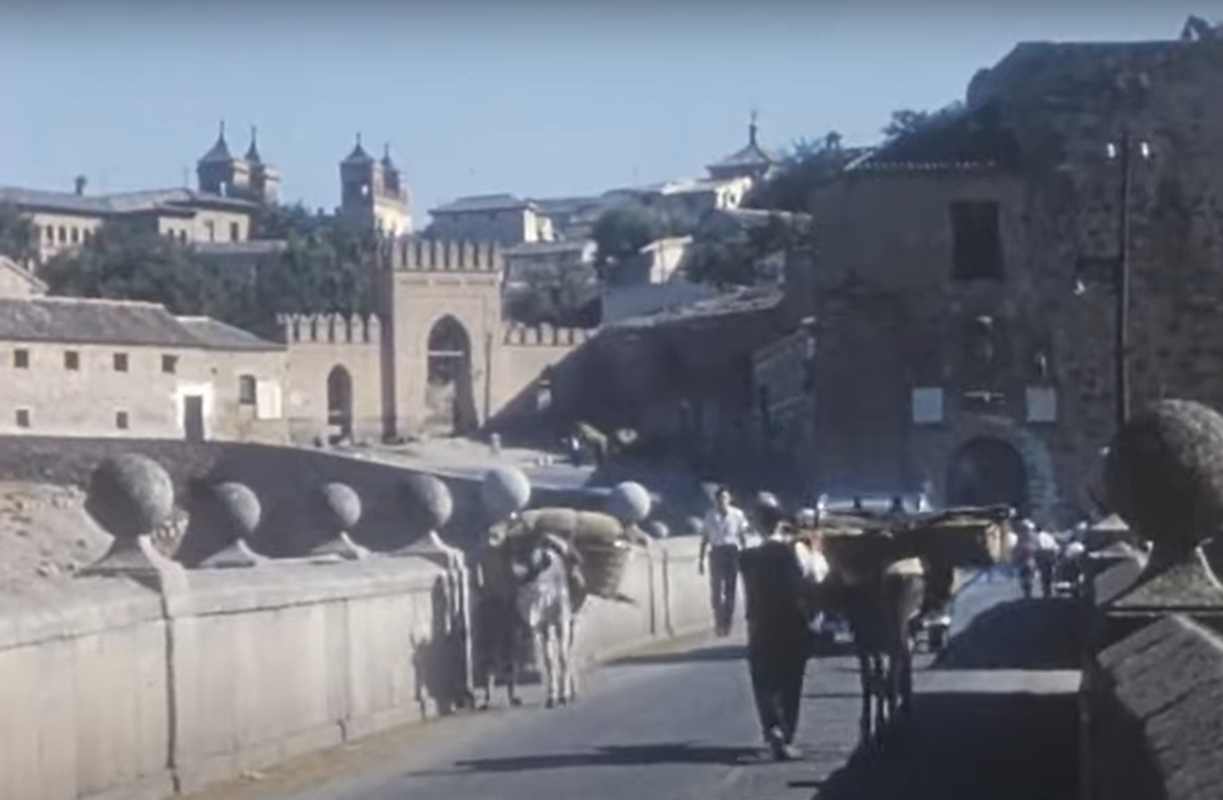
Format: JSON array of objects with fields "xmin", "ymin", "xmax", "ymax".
[
  {"xmin": 245, "ymin": 125, "xmax": 262, "ymax": 163},
  {"xmin": 199, "ymin": 119, "xmax": 234, "ymax": 164},
  {"xmin": 344, "ymin": 131, "xmax": 373, "ymax": 164},
  {"xmin": 382, "ymin": 141, "xmax": 396, "ymax": 168},
  {"xmin": 749, "ymin": 108, "xmax": 759, "ymax": 147}
]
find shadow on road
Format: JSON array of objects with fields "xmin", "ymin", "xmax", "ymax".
[
  {"xmin": 449, "ymin": 741, "xmax": 761, "ymax": 773},
  {"xmin": 933, "ymin": 597, "xmax": 1082, "ymax": 670},
  {"xmin": 609, "ymin": 644, "xmax": 744, "ymax": 666},
  {"xmin": 810, "ymin": 691, "xmax": 1077, "ymax": 800}
]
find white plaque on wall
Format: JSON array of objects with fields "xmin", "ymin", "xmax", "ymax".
[
  {"xmin": 912, "ymin": 387, "xmax": 944, "ymax": 424},
  {"xmin": 1027, "ymin": 386, "xmax": 1057, "ymax": 423}
]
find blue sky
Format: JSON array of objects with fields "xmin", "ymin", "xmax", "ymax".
[{"xmin": 0, "ymin": 1, "xmax": 1203, "ymax": 223}]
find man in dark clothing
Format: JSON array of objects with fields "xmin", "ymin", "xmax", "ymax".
[{"xmin": 738, "ymin": 504, "xmax": 817, "ymax": 760}]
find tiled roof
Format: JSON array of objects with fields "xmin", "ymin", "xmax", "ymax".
[
  {"xmin": 848, "ymin": 105, "xmax": 1022, "ymax": 173},
  {"xmin": 430, "ymin": 193, "xmax": 533, "ymax": 214},
  {"xmin": 176, "ymin": 316, "xmax": 283, "ymax": 351},
  {"xmin": 0, "ymin": 186, "xmax": 254, "ymax": 216},
  {"xmin": 610, "ymin": 287, "xmax": 783, "ymax": 329},
  {"xmin": 707, "ymin": 140, "xmax": 778, "ymax": 172},
  {"xmin": 199, "ymin": 131, "xmax": 234, "ymax": 164},
  {"xmin": 529, "ymin": 196, "xmax": 604, "ymax": 214},
  {"xmin": 0, "ymin": 296, "xmax": 280, "ymax": 350}
]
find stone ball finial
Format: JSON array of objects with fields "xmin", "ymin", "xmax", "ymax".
[
  {"xmin": 608, "ymin": 481, "xmax": 651, "ymax": 524},
  {"xmin": 685, "ymin": 515, "xmax": 704, "ymax": 536},
  {"xmin": 401, "ymin": 473, "xmax": 454, "ymax": 531},
  {"xmin": 85, "ymin": 454, "xmax": 174, "ymax": 539},
  {"xmin": 1105, "ymin": 399, "xmax": 1223, "ymax": 551},
  {"xmin": 646, "ymin": 520, "xmax": 670, "ymax": 539},
  {"xmin": 209, "ymin": 482, "xmax": 261, "ymax": 538},
  {"xmin": 317, "ymin": 482, "xmax": 362, "ymax": 531},
  {"xmin": 482, "ymin": 467, "xmax": 531, "ymax": 521}
]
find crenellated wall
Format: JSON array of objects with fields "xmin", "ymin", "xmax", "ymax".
[{"xmin": 280, "ymin": 313, "xmax": 384, "ymax": 444}]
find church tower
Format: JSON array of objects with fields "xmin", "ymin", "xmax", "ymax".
[
  {"xmin": 196, "ymin": 121, "xmax": 279, "ymax": 204},
  {"xmin": 338, "ymin": 134, "xmax": 411, "ymax": 237},
  {"xmin": 245, "ymin": 126, "xmax": 281, "ymax": 205}
]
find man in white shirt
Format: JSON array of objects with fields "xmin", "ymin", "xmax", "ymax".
[
  {"xmin": 1035, "ymin": 525, "xmax": 1059, "ymax": 598},
  {"xmin": 699, "ymin": 486, "xmax": 750, "ymax": 637}
]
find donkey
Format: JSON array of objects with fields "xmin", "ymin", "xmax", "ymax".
[
  {"xmin": 822, "ymin": 530, "xmax": 926, "ymax": 746},
  {"xmin": 506, "ymin": 529, "xmax": 586, "ymax": 708}
]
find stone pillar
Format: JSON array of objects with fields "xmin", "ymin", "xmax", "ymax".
[
  {"xmin": 78, "ymin": 454, "xmax": 187, "ymax": 592},
  {"xmin": 196, "ymin": 482, "xmax": 270, "ymax": 569},
  {"xmin": 308, "ymin": 482, "xmax": 370, "ymax": 560}
]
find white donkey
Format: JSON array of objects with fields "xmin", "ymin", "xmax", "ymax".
[{"xmin": 507, "ymin": 530, "xmax": 585, "ymax": 708}]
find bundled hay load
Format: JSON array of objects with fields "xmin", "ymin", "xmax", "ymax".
[{"xmin": 512, "ymin": 507, "xmax": 639, "ymax": 599}]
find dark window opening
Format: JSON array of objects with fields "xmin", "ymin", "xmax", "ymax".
[
  {"xmin": 230, "ymin": 221, "xmax": 240, "ymax": 241},
  {"xmin": 64, "ymin": 351, "xmax": 79, "ymax": 370},
  {"xmin": 162, "ymin": 354, "xmax": 178, "ymax": 374},
  {"xmin": 950, "ymin": 201, "xmax": 1003, "ymax": 280},
  {"xmin": 57, "ymin": 226, "xmax": 66, "ymax": 243},
  {"xmin": 113, "ymin": 352, "xmax": 128, "ymax": 372},
  {"xmin": 14, "ymin": 349, "xmax": 29, "ymax": 368},
  {"xmin": 15, "ymin": 409, "xmax": 30, "ymax": 428},
  {"xmin": 238, "ymin": 374, "xmax": 257, "ymax": 405},
  {"xmin": 116, "ymin": 411, "xmax": 129, "ymax": 430},
  {"xmin": 45, "ymin": 226, "xmax": 54, "ymax": 242},
  {"xmin": 70, "ymin": 227, "xmax": 79, "ymax": 244}
]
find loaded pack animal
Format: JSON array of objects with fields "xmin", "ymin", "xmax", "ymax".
[
  {"xmin": 473, "ymin": 514, "xmax": 589, "ymax": 709},
  {"xmin": 814, "ymin": 504, "xmax": 1009, "ymax": 745}
]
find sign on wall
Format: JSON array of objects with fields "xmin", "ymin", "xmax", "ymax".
[
  {"xmin": 912, "ymin": 387, "xmax": 944, "ymax": 424},
  {"xmin": 1026, "ymin": 386, "xmax": 1057, "ymax": 423}
]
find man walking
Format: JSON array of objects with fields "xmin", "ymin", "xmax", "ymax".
[
  {"xmin": 699, "ymin": 486, "xmax": 749, "ymax": 637},
  {"xmin": 739, "ymin": 502, "xmax": 820, "ymax": 760}
]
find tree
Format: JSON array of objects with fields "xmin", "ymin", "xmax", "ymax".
[
  {"xmin": 747, "ymin": 131, "xmax": 850, "ymax": 212},
  {"xmin": 592, "ymin": 203, "xmax": 664, "ymax": 280},
  {"xmin": 0, "ymin": 202, "xmax": 38, "ymax": 264},
  {"xmin": 39, "ymin": 218, "xmax": 259, "ymax": 328},
  {"xmin": 881, "ymin": 101, "xmax": 964, "ymax": 140},
  {"xmin": 686, "ymin": 213, "xmax": 812, "ymax": 288}
]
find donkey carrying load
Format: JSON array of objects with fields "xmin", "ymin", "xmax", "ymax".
[
  {"xmin": 814, "ymin": 504, "xmax": 1010, "ymax": 745},
  {"xmin": 475, "ymin": 468, "xmax": 651, "ymax": 710}
]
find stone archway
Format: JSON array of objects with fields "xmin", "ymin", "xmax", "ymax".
[
  {"xmin": 935, "ymin": 415, "xmax": 1060, "ymax": 522},
  {"xmin": 327, "ymin": 365, "xmax": 354, "ymax": 442},
  {"xmin": 946, "ymin": 437, "xmax": 1029, "ymax": 513},
  {"xmin": 425, "ymin": 315, "xmax": 478, "ymax": 436}
]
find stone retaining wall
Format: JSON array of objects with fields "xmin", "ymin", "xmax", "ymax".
[{"xmin": 0, "ymin": 538, "xmax": 712, "ymax": 800}]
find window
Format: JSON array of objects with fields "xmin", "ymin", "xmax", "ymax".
[
  {"xmin": 229, "ymin": 221, "xmax": 240, "ymax": 241},
  {"xmin": 64, "ymin": 351, "xmax": 79, "ymax": 370},
  {"xmin": 15, "ymin": 409, "xmax": 30, "ymax": 429},
  {"xmin": 360, "ymin": 183, "xmax": 370, "ymax": 197},
  {"xmin": 70, "ymin": 227, "xmax": 79, "ymax": 244},
  {"xmin": 57, "ymin": 226, "xmax": 66, "ymax": 243},
  {"xmin": 13, "ymin": 349, "xmax": 29, "ymax": 369},
  {"xmin": 205, "ymin": 221, "xmax": 215, "ymax": 242},
  {"xmin": 45, "ymin": 226, "xmax": 54, "ymax": 243},
  {"xmin": 238, "ymin": 374, "xmax": 257, "ymax": 405},
  {"xmin": 83, "ymin": 229, "xmax": 92, "ymax": 242},
  {"xmin": 178, "ymin": 230, "xmax": 187, "ymax": 244},
  {"xmin": 162, "ymin": 354, "xmax": 177, "ymax": 374},
  {"xmin": 113, "ymin": 352, "xmax": 128, "ymax": 372},
  {"xmin": 116, "ymin": 411, "xmax": 129, "ymax": 430},
  {"xmin": 950, "ymin": 201, "xmax": 1003, "ymax": 280}
]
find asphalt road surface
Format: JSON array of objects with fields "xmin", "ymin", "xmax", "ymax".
[{"xmin": 190, "ymin": 570, "xmax": 1081, "ymax": 800}]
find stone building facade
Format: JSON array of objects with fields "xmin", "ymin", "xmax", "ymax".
[
  {"xmin": 279, "ymin": 237, "xmax": 591, "ymax": 444},
  {"xmin": 0, "ymin": 296, "xmax": 288, "ymax": 442},
  {"xmin": 774, "ymin": 33, "xmax": 1223, "ymax": 525},
  {"xmin": 427, "ymin": 194, "xmax": 554, "ymax": 244}
]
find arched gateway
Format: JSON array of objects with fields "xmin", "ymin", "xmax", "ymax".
[
  {"xmin": 326, "ymin": 365, "xmax": 354, "ymax": 442},
  {"xmin": 946, "ymin": 437, "xmax": 1029, "ymax": 514},
  {"xmin": 425, "ymin": 315, "xmax": 478, "ymax": 436}
]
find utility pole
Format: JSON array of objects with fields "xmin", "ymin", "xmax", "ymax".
[{"xmin": 1115, "ymin": 127, "xmax": 1132, "ymax": 431}]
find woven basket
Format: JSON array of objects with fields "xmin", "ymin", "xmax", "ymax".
[{"xmin": 511, "ymin": 507, "xmax": 633, "ymax": 598}]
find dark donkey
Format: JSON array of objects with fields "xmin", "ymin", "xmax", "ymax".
[{"xmin": 820, "ymin": 525, "xmax": 926, "ymax": 745}]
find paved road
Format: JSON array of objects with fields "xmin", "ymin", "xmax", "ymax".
[{"xmin": 191, "ymin": 572, "xmax": 1081, "ymax": 800}]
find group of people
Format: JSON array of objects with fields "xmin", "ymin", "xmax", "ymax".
[
  {"xmin": 1006, "ymin": 518, "xmax": 1088, "ymax": 598},
  {"xmin": 697, "ymin": 486, "xmax": 831, "ymax": 761}
]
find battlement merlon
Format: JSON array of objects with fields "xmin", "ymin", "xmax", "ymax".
[
  {"xmin": 502, "ymin": 322, "xmax": 598, "ymax": 347},
  {"xmin": 384, "ymin": 236, "xmax": 502, "ymax": 274},
  {"xmin": 277, "ymin": 312, "xmax": 384, "ymax": 345}
]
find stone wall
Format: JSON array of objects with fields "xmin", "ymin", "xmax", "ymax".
[
  {"xmin": 281, "ymin": 313, "xmax": 385, "ymax": 444},
  {"xmin": 0, "ymin": 535, "xmax": 712, "ymax": 800},
  {"xmin": 796, "ymin": 39, "xmax": 1223, "ymax": 525}
]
